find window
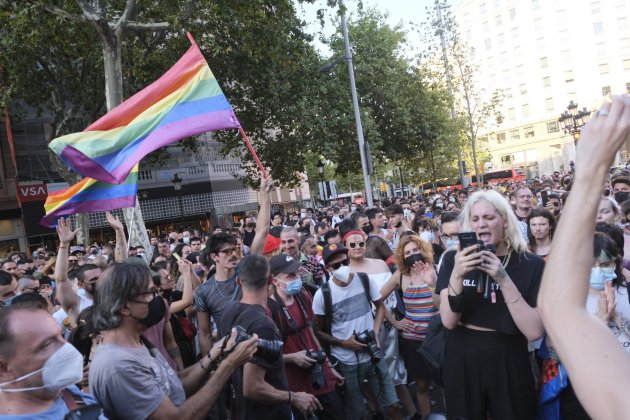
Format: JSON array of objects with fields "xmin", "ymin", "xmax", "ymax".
[
  {"xmin": 540, "ymin": 57, "xmax": 548, "ymax": 68},
  {"xmin": 626, "ymin": 82, "xmax": 630, "ymax": 94},
  {"xmin": 596, "ymin": 42, "xmax": 607, "ymax": 57},
  {"xmin": 510, "ymin": 129, "xmax": 521, "ymax": 141},
  {"xmin": 564, "ymin": 70, "xmax": 575, "ymax": 82},
  {"xmin": 498, "ymin": 33, "xmax": 505, "ymax": 46},
  {"xmin": 522, "ymin": 104, "xmax": 530, "ymax": 118},
  {"xmin": 508, "ymin": 107, "xmax": 516, "ymax": 120},
  {"xmin": 466, "ymin": 30, "xmax": 472, "ymax": 40},
  {"xmin": 534, "ymin": 17, "xmax": 543, "ymax": 31},
  {"xmin": 619, "ymin": 17, "xmax": 628, "ymax": 30},
  {"xmin": 537, "ymin": 37, "xmax": 546, "ymax": 49},
  {"xmin": 624, "ymin": 59, "xmax": 630, "ymax": 71},
  {"xmin": 482, "ymin": 20, "xmax": 489, "ymax": 31},
  {"xmin": 591, "ymin": 1, "xmax": 601, "ymax": 14},
  {"xmin": 621, "ymin": 38, "xmax": 630, "ymax": 50},
  {"xmin": 505, "ymin": 87, "xmax": 513, "ymax": 99},
  {"xmin": 545, "ymin": 97, "xmax": 554, "ymax": 112},
  {"xmin": 509, "ymin": 8, "xmax": 516, "ymax": 20},
  {"xmin": 485, "ymin": 39, "xmax": 492, "ymax": 50},
  {"xmin": 593, "ymin": 22, "xmax": 604, "ymax": 35},
  {"xmin": 501, "ymin": 155, "xmax": 513, "ymax": 166},
  {"xmin": 599, "ymin": 63, "xmax": 609, "ymax": 74},
  {"xmin": 496, "ymin": 132, "xmax": 506, "ymax": 143},
  {"xmin": 511, "ymin": 27, "xmax": 519, "ymax": 39},
  {"xmin": 519, "ymin": 83, "xmax": 528, "ymax": 94},
  {"xmin": 602, "ymin": 86, "xmax": 611, "ymax": 96},
  {"xmin": 568, "ymin": 91, "xmax": 577, "ymax": 101},
  {"xmin": 547, "ymin": 121, "xmax": 560, "ymax": 133},
  {"xmin": 542, "ymin": 76, "xmax": 551, "ymax": 87},
  {"xmin": 532, "ymin": 0, "xmax": 540, "ymax": 9},
  {"xmin": 524, "ymin": 126, "xmax": 535, "ymax": 138},
  {"xmin": 495, "ymin": 14, "xmax": 502, "ymax": 26},
  {"xmin": 480, "ymin": 3, "xmax": 487, "ymax": 13}
]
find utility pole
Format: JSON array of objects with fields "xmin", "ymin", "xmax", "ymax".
[
  {"xmin": 340, "ymin": 0, "xmax": 374, "ymax": 207},
  {"xmin": 436, "ymin": 0, "xmax": 466, "ymax": 187}
]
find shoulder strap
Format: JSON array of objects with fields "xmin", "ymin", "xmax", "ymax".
[
  {"xmin": 267, "ymin": 297, "xmax": 289, "ymax": 342},
  {"xmin": 357, "ymin": 272, "xmax": 375, "ymax": 319},
  {"xmin": 321, "ymin": 282, "xmax": 333, "ymax": 335}
]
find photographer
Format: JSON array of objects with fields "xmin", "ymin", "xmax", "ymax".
[
  {"xmin": 219, "ymin": 255, "xmax": 322, "ymax": 420},
  {"xmin": 267, "ymin": 253, "xmax": 346, "ymax": 420},
  {"xmin": 88, "ymin": 262, "xmax": 258, "ymax": 419},
  {"xmin": 313, "ymin": 243, "xmax": 402, "ymax": 420}
]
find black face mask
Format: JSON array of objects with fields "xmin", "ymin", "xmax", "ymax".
[
  {"xmin": 137, "ymin": 295, "xmax": 166, "ymax": 328},
  {"xmin": 615, "ymin": 191, "xmax": 630, "ymax": 204},
  {"xmin": 22, "ymin": 268, "xmax": 35, "ymax": 276},
  {"xmin": 169, "ymin": 238, "xmax": 175, "ymax": 244},
  {"xmin": 404, "ymin": 253, "xmax": 425, "ymax": 268},
  {"xmin": 361, "ymin": 225, "xmax": 371, "ymax": 235},
  {"xmin": 161, "ymin": 289, "xmax": 173, "ymax": 301},
  {"xmin": 394, "ymin": 221, "xmax": 402, "ymax": 229}
]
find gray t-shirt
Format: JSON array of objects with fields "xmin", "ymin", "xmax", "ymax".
[
  {"xmin": 194, "ymin": 272, "xmax": 241, "ymax": 334},
  {"xmin": 89, "ymin": 343, "xmax": 186, "ymax": 420}
]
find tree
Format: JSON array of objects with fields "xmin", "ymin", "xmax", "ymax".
[
  {"xmin": 418, "ymin": 0, "xmax": 503, "ymax": 184},
  {"xmin": 1, "ymin": 0, "xmax": 333, "ymax": 246}
]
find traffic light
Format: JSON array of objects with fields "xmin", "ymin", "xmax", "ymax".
[{"xmin": 573, "ymin": 132, "xmax": 580, "ymax": 146}]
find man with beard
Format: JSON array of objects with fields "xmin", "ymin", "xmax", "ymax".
[
  {"xmin": 280, "ymin": 227, "xmax": 325, "ymax": 289},
  {"xmin": 242, "ymin": 217, "xmax": 256, "ymax": 248},
  {"xmin": 386, "ymin": 204, "xmax": 409, "ymax": 249},
  {"xmin": 363, "ymin": 210, "xmax": 394, "ymax": 265},
  {"xmin": 547, "ymin": 193, "xmax": 563, "ymax": 219},
  {"xmin": 513, "ymin": 187, "xmax": 533, "ymax": 242},
  {"xmin": 194, "ymin": 232, "xmax": 241, "ymax": 356}
]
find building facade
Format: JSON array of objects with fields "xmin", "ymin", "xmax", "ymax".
[
  {"xmin": 2, "ymin": 110, "xmax": 312, "ymax": 254},
  {"xmin": 454, "ymin": 0, "xmax": 630, "ymax": 176}
]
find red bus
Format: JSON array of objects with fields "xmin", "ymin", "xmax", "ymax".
[{"xmin": 420, "ymin": 168, "xmax": 526, "ymax": 192}]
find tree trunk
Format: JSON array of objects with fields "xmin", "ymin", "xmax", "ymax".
[{"xmin": 101, "ymin": 32, "xmax": 154, "ymax": 262}]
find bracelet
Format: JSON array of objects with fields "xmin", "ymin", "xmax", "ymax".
[
  {"xmin": 287, "ymin": 391, "xmax": 292, "ymax": 405},
  {"xmin": 507, "ymin": 294, "xmax": 522, "ymax": 304}
]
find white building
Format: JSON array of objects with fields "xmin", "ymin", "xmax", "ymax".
[{"xmin": 454, "ymin": 0, "xmax": 630, "ymax": 176}]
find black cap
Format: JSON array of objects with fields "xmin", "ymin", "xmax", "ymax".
[
  {"xmin": 269, "ymin": 253, "xmax": 302, "ymax": 276},
  {"xmin": 322, "ymin": 244, "xmax": 347, "ymax": 265}
]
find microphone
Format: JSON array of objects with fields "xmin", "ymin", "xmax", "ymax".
[{"xmin": 483, "ymin": 244, "xmax": 496, "ymax": 300}]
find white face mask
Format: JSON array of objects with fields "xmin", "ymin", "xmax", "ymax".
[
  {"xmin": 0, "ymin": 342, "xmax": 83, "ymax": 393},
  {"xmin": 332, "ymin": 265, "xmax": 351, "ymax": 284},
  {"xmin": 420, "ymin": 231, "xmax": 435, "ymax": 242}
]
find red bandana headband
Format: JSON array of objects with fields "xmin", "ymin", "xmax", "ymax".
[{"xmin": 342, "ymin": 230, "xmax": 365, "ymax": 242}]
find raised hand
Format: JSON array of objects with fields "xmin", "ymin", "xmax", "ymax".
[
  {"xmin": 56, "ymin": 217, "xmax": 78, "ymax": 245},
  {"xmin": 105, "ymin": 211, "xmax": 124, "ymax": 231}
]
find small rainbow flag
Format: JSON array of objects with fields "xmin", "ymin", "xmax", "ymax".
[
  {"xmin": 49, "ymin": 34, "xmax": 240, "ymax": 184},
  {"xmin": 40, "ymin": 165, "xmax": 139, "ymax": 227}
]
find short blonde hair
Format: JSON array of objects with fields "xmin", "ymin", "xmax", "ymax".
[{"xmin": 460, "ymin": 190, "xmax": 528, "ymax": 253}]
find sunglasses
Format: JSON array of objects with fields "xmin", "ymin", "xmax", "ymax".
[
  {"xmin": 348, "ymin": 241, "xmax": 366, "ymax": 249},
  {"xmin": 218, "ymin": 247, "xmax": 236, "ymax": 256},
  {"xmin": 330, "ymin": 260, "xmax": 349, "ymax": 270}
]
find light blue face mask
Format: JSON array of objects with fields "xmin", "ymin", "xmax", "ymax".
[
  {"xmin": 589, "ymin": 266, "xmax": 617, "ymax": 290},
  {"xmin": 282, "ymin": 277, "xmax": 303, "ymax": 295},
  {"xmin": 445, "ymin": 239, "xmax": 459, "ymax": 250}
]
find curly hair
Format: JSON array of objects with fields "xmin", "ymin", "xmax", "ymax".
[{"xmin": 394, "ymin": 234, "xmax": 434, "ymax": 275}]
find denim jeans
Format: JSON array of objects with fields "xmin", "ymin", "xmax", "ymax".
[{"xmin": 337, "ymin": 358, "xmax": 399, "ymax": 420}]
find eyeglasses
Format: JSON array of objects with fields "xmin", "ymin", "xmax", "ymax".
[
  {"xmin": 348, "ymin": 241, "xmax": 366, "ymax": 249},
  {"xmin": 218, "ymin": 247, "xmax": 236, "ymax": 256},
  {"xmin": 440, "ymin": 234, "xmax": 458, "ymax": 242},
  {"xmin": 132, "ymin": 289, "xmax": 159, "ymax": 301},
  {"xmin": 330, "ymin": 260, "xmax": 349, "ymax": 270}
]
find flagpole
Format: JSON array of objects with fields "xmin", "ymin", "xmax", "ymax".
[{"xmin": 238, "ymin": 127, "xmax": 267, "ymax": 177}]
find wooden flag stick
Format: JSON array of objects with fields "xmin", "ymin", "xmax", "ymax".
[{"xmin": 238, "ymin": 127, "xmax": 267, "ymax": 177}]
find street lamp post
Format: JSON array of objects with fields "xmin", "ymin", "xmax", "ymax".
[
  {"xmin": 171, "ymin": 173, "xmax": 184, "ymax": 229},
  {"xmin": 318, "ymin": 0, "xmax": 373, "ymax": 207},
  {"xmin": 558, "ymin": 100, "xmax": 591, "ymax": 146},
  {"xmin": 317, "ymin": 159, "xmax": 325, "ymax": 205},
  {"xmin": 397, "ymin": 160, "xmax": 405, "ymax": 197}
]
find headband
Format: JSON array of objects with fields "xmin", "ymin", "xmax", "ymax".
[{"xmin": 342, "ymin": 230, "xmax": 366, "ymax": 242}]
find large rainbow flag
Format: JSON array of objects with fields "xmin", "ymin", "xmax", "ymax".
[
  {"xmin": 49, "ymin": 34, "xmax": 241, "ymax": 184},
  {"xmin": 40, "ymin": 165, "xmax": 139, "ymax": 227}
]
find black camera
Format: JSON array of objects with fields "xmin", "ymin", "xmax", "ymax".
[
  {"xmin": 234, "ymin": 325, "xmax": 283, "ymax": 362},
  {"xmin": 306, "ymin": 349, "xmax": 327, "ymax": 389},
  {"xmin": 354, "ymin": 329, "xmax": 383, "ymax": 363}
]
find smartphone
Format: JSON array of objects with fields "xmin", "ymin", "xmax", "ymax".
[
  {"xmin": 403, "ymin": 209, "xmax": 411, "ymax": 219},
  {"xmin": 541, "ymin": 190, "xmax": 549, "ymax": 207},
  {"xmin": 458, "ymin": 232, "xmax": 478, "ymax": 250},
  {"xmin": 173, "ymin": 253, "xmax": 182, "ymax": 262}
]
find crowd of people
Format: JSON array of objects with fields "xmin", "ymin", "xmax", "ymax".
[{"xmin": 1, "ymin": 95, "xmax": 630, "ymax": 419}]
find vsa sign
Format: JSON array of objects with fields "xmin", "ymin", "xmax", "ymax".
[{"xmin": 17, "ymin": 183, "xmax": 48, "ymax": 203}]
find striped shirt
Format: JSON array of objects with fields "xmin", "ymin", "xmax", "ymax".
[{"xmin": 401, "ymin": 283, "xmax": 438, "ymax": 341}]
